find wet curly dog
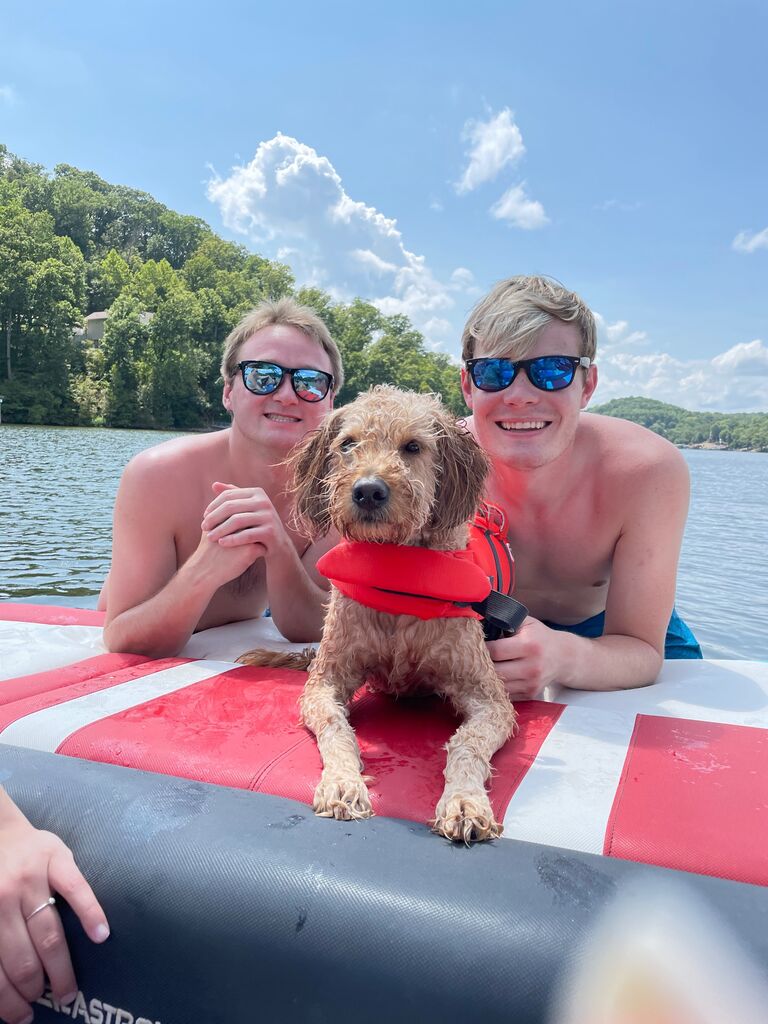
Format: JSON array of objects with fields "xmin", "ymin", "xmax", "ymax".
[{"xmin": 243, "ymin": 385, "xmax": 517, "ymax": 842}]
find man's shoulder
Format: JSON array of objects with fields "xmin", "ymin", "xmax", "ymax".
[
  {"xmin": 124, "ymin": 430, "xmax": 227, "ymax": 479},
  {"xmin": 118, "ymin": 431, "xmax": 230, "ymax": 505},
  {"xmin": 581, "ymin": 411, "xmax": 687, "ymax": 478}
]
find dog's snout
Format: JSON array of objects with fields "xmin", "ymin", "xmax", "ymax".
[{"xmin": 352, "ymin": 477, "xmax": 390, "ymax": 510}]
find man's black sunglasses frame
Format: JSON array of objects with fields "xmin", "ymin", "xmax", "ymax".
[
  {"xmin": 237, "ymin": 360, "xmax": 334, "ymax": 402},
  {"xmin": 465, "ymin": 355, "xmax": 591, "ymax": 393}
]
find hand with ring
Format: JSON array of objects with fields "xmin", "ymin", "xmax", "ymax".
[{"xmin": 0, "ymin": 788, "xmax": 110, "ymax": 1024}]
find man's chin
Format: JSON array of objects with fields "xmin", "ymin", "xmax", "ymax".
[{"xmin": 488, "ymin": 424, "xmax": 574, "ymax": 470}]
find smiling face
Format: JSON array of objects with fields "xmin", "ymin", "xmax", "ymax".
[
  {"xmin": 461, "ymin": 320, "xmax": 598, "ymax": 471},
  {"xmin": 222, "ymin": 324, "xmax": 334, "ymax": 454}
]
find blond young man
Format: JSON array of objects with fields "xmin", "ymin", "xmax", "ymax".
[
  {"xmin": 101, "ymin": 297, "xmax": 342, "ymax": 657},
  {"xmin": 460, "ymin": 276, "xmax": 701, "ymax": 700}
]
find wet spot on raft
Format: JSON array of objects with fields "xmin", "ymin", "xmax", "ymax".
[
  {"xmin": 268, "ymin": 814, "xmax": 305, "ymax": 830},
  {"xmin": 536, "ymin": 852, "xmax": 616, "ymax": 910},
  {"xmin": 120, "ymin": 785, "xmax": 206, "ymax": 837},
  {"xmin": 295, "ymin": 908, "xmax": 308, "ymax": 933}
]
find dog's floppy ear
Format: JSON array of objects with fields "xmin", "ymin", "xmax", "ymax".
[
  {"xmin": 287, "ymin": 409, "xmax": 343, "ymax": 538},
  {"xmin": 430, "ymin": 415, "xmax": 490, "ymax": 532}
]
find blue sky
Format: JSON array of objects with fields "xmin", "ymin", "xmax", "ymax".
[{"xmin": 2, "ymin": 0, "xmax": 767, "ymax": 411}]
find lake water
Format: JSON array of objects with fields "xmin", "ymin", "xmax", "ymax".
[{"xmin": 0, "ymin": 425, "xmax": 766, "ymax": 661}]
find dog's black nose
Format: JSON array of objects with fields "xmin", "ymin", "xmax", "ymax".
[{"xmin": 352, "ymin": 477, "xmax": 390, "ymax": 510}]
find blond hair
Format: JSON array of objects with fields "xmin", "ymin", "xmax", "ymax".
[
  {"xmin": 461, "ymin": 275, "xmax": 596, "ymax": 362},
  {"xmin": 220, "ymin": 297, "xmax": 344, "ymax": 391}
]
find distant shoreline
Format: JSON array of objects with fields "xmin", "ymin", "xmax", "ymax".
[
  {"xmin": 677, "ymin": 442, "xmax": 764, "ymax": 453},
  {"xmin": 592, "ymin": 398, "xmax": 767, "ymax": 455}
]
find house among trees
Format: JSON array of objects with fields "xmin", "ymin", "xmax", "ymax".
[{"xmin": 77, "ymin": 310, "xmax": 153, "ymax": 343}]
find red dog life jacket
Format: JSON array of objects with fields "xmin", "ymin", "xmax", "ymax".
[{"xmin": 316, "ymin": 504, "xmax": 515, "ymax": 621}]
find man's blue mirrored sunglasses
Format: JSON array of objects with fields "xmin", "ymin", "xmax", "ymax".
[
  {"xmin": 465, "ymin": 355, "xmax": 591, "ymax": 393},
  {"xmin": 237, "ymin": 361, "xmax": 334, "ymax": 403}
]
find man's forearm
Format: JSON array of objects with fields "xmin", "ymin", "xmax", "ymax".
[
  {"xmin": 556, "ymin": 630, "xmax": 663, "ymax": 691},
  {"xmin": 103, "ymin": 562, "xmax": 215, "ymax": 658},
  {"xmin": 265, "ymin": 548, "xmax": 328, "ymax": 643}
]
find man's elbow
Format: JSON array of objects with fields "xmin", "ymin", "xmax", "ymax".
[
  {"xmin": 635, "ymin": 641, "xmax": 664, "ymax": 687},
  {"xmin": 279, "ymin": 624, "xmax": 323, "ymax": 644},
  {"xmin": 273, "ymin": 612, "xmax": 323, "ymax": 645},
  {"xmin": 103, "ymin": 619, "xmax": 182, "ymax": 659}
]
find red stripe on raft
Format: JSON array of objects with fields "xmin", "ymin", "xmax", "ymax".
[
  {"xmin": 604, "ymin": 714, "xmax": 768, "ymax": 886},
  {"xmin": 59, "ymin": 666, "xmax": 564, "ymax": 824},
  {"xmin": 0, "ymin": 658, "xmax": 192, "ymax": 732},
  {"xmin": 57, "ymin": 666, "xmax": 314, "ymax": 786},
  {"xmin": 262, "ymin": 693, "xmax": 564, "ymax": 823},
  {"xmin": 0, "ymin": 603, "xmax": 106, "ymax": 626},
  {"xmin": 0, "ymin": 654, "xmax": 150, "ymax": 707}
]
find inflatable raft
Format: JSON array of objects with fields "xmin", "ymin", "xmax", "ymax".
[{"xmin": 2, "ymin": 602, "xmax": 767, "ymax": 1023}]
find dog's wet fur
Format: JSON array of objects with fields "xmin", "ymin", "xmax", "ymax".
[{"xmin": 241, "ymin": 386, "xmax": 517, "ymax": 842}]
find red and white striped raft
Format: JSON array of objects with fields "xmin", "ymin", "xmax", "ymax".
[{"xmin": 2, "ymin": 603, "xmax": 767, "ymax": 886}]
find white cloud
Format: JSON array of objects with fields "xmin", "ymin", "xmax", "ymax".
[
  {"xmin": 450, "ymin": 267, "xmax": 480, "ymax": 292},
  {"xmin": 207, "ymin": 133, "xmax": 474, "ymax": 348},
  {"xmin": 732, "ymin": 227, "xmax": 768, "ymax": 253},
  {"xmin": 455, "ymin": 108, "xmax": 525, "ymax": 194},
  {"xmin": 0, "ymin": 85, "xmax": 16, "ymax": 106},
  {"xmin": 490, "ymin": 183, "xmax": 549, "ymax": 230},
  {"xmin": 593, "ymin": 332, "xmax": 768, "ymax": 412},
  {"xmin": 351, "ymin": 249, "xmax": 398, "ymax": 275},
  {"xmin": 711, "ymin": 338, "xmax": 768, "ymax": 375},
  {"xmin": 594, "ymin": 314, "xmax": 648, "ymax": 351},
  {"xmin": 596, "ymin": 198, "xmax": 642, "ymax": 212},
  {"xmin": 421, "ymin": 318, "xmax": 455, "ymax": 350}
]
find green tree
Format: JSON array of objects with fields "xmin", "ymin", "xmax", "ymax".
[
  {"xmin": 102, "ymin": 296, "xmax": 149, "ymax": 428},
  {"xmin": 143, "ymin": 294, "xmax": 205, "ymax": 427},
  {"xmin": 127, "ymin": 259, "xmax": 184, "ymax": 310},
  {"xmin": 88, "ymin": 248, "xmax": 132, "ymax": 312},
  {"xmin": 0, "ymin": 193, "xmax": 53, "ymax": 380}
]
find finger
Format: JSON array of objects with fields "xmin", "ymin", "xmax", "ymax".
[
  {"xmin": 211, "ymin": 481, "xmax": 237, "ymax": 495},
  {"xmin": 48, "ymin": 849, "xmax": 109, "ymax": 945},
  {"xmin": 202, "ymin": 488, "xmax": 239, "ymax": 520},
  {"xmin": 207, "ymin": 515, "xmax": 268, "ymax": 543},
  {"xmin": 0, "ymin": 909, "xmax": 43, "ymax": 1004},
  {"xmin": 203, "ymin": 501, "xmax": 269, "ymax": 533},
  {"xmin": 203, "ymin": 484, "xmax": 243, "ymax": 519},
  {"xmin": 485, "ymin": 637, "xmax": 524, "ymax": 661},
  {"xmin": 218, "ymin": 530, "xmax": 269, "ymax": 549},
  {"xmin": 202, "ymin": 488, "xmax": 269, "ymax": 523},
  {"xmin": 24, "ymin": 904, "xmax": 76, "ymax": 1006},
  {"xmin": 0, "ymin": 961, "xmax": 33, "ymax": 1024}
]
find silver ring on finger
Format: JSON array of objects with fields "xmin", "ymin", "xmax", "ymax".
[{"xmin": 25, "ymin": 896, "xmax": 56, "ymax": 922}]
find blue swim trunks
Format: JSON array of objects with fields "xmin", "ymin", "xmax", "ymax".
[{"xmin": 543, "ymin": 607, "xmax": 703, "ymax": 660}]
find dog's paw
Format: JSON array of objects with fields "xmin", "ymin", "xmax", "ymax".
[
  {"xmin": 313, "ymin": 775, "xmax": 374, "ymax": 821},
  {"xmin": 431, "ymin": 793, "xmax": 502, "ymax": 843}
]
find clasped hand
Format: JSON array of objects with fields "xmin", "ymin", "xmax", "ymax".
[
  {"xmin": 486, "ymin": 618, "xmax": 565, "ymax": 700},
  {"xmin": 192, "ymin": 482, "xmax": 293, "ymax": 589}
]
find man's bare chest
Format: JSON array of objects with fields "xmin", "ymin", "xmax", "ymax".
[{"xmin": 498, "ymin": 493, "xmax": 620, "ymax": 595}]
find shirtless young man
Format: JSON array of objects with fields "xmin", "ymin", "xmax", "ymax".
[
  {"xmin": 460, "ymin": 275, "xmax": 701, "ymax": 701},
  {"xmin": 101, "ymin": 297, "xmax": 342, "ymax": 657}
]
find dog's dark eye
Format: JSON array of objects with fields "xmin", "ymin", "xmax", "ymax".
[
  {"xmin": 402, "ymin": 440, "xmax": 421, "ymax": 454},
  {"xmin": 339, "ymin": 437, "xmax": 357, "ymax": 453}
]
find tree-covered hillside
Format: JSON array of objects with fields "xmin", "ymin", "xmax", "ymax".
[
  {"xmin": 592, "ymin": 397, "xmax": 768, "ymax": 451},
  {"xmin": 0, "ymin": 145, "xmax": 464, "ymax": 428}
]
